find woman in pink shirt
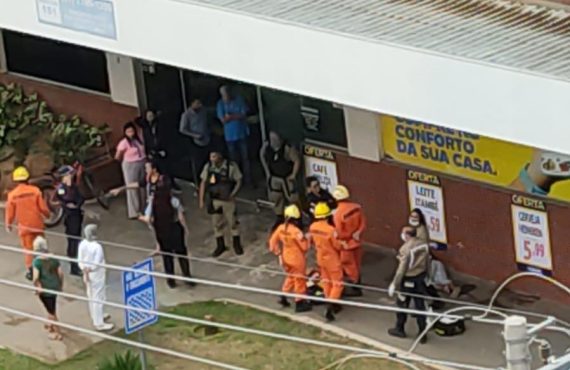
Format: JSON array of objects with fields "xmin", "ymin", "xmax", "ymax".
[{"xmin": 115, "ymin": 122, "xmax": 146, "ymax": 219}]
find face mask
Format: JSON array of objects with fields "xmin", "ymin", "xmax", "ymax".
[
  {"xmin": 409, "ymin": 218, "xmax": 420, "ymax": 227},
  {"xmin": 401, "ymin": 233, "xmax": 408, "ymax": 242}
]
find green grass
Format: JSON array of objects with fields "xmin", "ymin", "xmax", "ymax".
[{"xmin": 0, "ymin": 301, "xmax": 428, "ymax": 370}]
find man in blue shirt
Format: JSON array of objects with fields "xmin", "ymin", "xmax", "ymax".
[{"xmin": 216, "ymin": 85, "xmax": 252, "ymax": 185}]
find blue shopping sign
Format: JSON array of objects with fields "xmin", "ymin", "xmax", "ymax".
[{"xmin": 122, "ymin": 258, "xmax": 158, "ymax": 335}]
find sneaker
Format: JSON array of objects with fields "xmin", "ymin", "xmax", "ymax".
[
  {"xmin": 388, "ymin": 328, "xmax": 407, "ymax": 338},
  {"xmin": 95, "ymin": 323, "xmax": 114, "ymax": 331},
  {"xmin": 278, "ymin": 296, "xmax": 291, "ymax": 308}
]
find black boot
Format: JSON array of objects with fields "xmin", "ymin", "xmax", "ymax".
[
  {"xmin": 295, "ymin": 300, "xmax": 312, "ymax": 313},
  {"xmin": 232, "ymin": 236, "xmax": 244, "ymax": 255},
  {"xmin": 278, "ymin": 296, "xmax": 291, "ymax": 308},
  {"xmin": 212, "ymin": 237, "xmax": 227, "ymax": 258},
  {"xmin": 25, "ymin": 267, "xmax": 33, "ymax": 281},
  {"xmin": 167, "ymin": 279, "xmax": 177, "ymax": 289},
  {"xmin": 342, "ymin": 286, "xmax": 363, "ymax": 297},
  {"xmin": 324, "ymin": 305, "xmax": 336, "ymax": 322},
  {"xmin": 388, "ymin": 327, "xmax": 407, "ymax": 338},
  {"xmin": 418, "ymin": 334, "xmax": 428, "ymax": 344},
  {"xmin": 70, "ymin": 263, "xmax": 83, "ymax": 277}
]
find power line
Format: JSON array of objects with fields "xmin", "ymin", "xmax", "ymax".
[
  {"xmin": 0, "ymin": 277, "xmax": 498, "ymax": 370},
  {"xmin": 4, "ymin": 224, "xmax": 566, "ymax": 326},
  {"xmin": 0, "ymin": 242, "xmax": 478, "ymax": 320},
  {"xmin": 0, "ymin": 303, "xmax": 248, "ymax": 370}
]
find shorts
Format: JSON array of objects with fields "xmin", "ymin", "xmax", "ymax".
[{"xmin": 39, "ymin": 294, "xmax": 57, "ymax": 315}]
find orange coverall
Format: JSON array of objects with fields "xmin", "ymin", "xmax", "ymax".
[
  {"xmin": 269, "ymin": 223, "xmax": 309, "ymax": 301},
  {"xmin": 334, "ymin": 201, "xmax": 367, "ymax": 283},
  {"xmin": 5, "ymin": 183, "xmax": 50, "ymax": 268},
  {"xmin": 309, "ymin": 220, "xmax": 343, "ymax": 300}
]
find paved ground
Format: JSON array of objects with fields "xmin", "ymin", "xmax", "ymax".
[{"xmin": 0, "ymin": 182, "xmax": 568, "ymax": 368}]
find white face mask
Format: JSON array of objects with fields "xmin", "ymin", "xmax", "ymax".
[
  {"xmin": 401, "ymin": 232, "xmax": 408, "ymax": 242},
  {"xmin": 409, "ymin": 218, "xmax": 420, "ymax": 227}
]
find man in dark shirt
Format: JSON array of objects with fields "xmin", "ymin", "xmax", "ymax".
[
  {"xmin": 135, "ymin": 109, "xmax": 180, "ymax": 191},
  {"xmin": 305, "ymin": 176, "xmax": 336, "ymax": 221}
]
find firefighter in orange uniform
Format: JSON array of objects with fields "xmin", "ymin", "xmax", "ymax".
[
  {"xmin": 268, "ymin": 205, "xmax": 312, "ymax": 313},
  {"xmin": 332, "ymin": 185, "xmax": 367, "ymax": 297},
  {"xmin": 309, "ymin": 202, "xmax": 343, "ymax": 322},
  {"xmin": 5, "ymin": 166, "xmax": 50, "ymax": 280}
]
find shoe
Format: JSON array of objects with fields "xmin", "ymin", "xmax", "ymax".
[
  {"xmin": 25, "ymin": 268, "xmax": 33, "ymax": 281},
  {"xmin": 185, "ymin": 278, "xmax": 196, "ymax": 288},
  {"xmin": 167, "ymin": 279, "xmax": 177, "ymax": 289},
  {"xmin": 70, "ymin": 267, "xmax": 83, "ymax": 277},
  {"xmin": 388, "ymin": 328, "xmax": 407, "ymax": 338},
  {"xmin": 278, "ymin": 296, "xmax": 291, "ymax": 308},
  {"xmin": 212, "ymin": 237, "xmax": 227, "ymax": 257},
  {"xmin": 332, "ymin": 304, "xmax": 343, "ymax": 314},
  {"xmin": 95, "ymin": 323, "xmax": 114, "ymax": 331},
  {"xmin": 103, "ymin": 313, "xmax": 111, "ymax": 321},
  {"xmin": 342, "ymin": 287, "xmax": 363, "ymax": 297},
  {"xmin": 295, "ymin": 300, "xmax": 312, "ymax": 313},
  {"xmin": 324, "ymin": 307, "xmax": 336, "ymax": 322},
  {"xmin": 418, "ymin": 334, "xmax": 428, "ymax": 344},
  {"xmin": 232, "ymin": 236, "xmax": 244, "ymax": 256}
]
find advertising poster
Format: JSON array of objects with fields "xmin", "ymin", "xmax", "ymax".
[
  {"xmin": 381, "ymin": 114, "xmax": 570, "ymax": 202},
  {"xmin": 511, "ymin": 195, "xmax": 553, "ymax": 275},
  {"xmin": 407, "ymin": 170, "xmax": 448, "ymax": 245},
  {"xmin": 303, "ymin": 144, "xmax": 338, "ymax": 192}
]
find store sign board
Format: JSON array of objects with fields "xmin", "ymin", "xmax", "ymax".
[
  {"xmin": 511, "ymin": 195, "xmax": 552, "ymax": 274},
  {"xmin": 37, "ymin": 0, "xmax": 117, "ymax": 40},
  {"xmin": 304, "ymin": 145, "xmax": 337, "ymax": 192},
  {"xmin": 407, "ymin": 170, "xmax": 448, "ymax": 244}
]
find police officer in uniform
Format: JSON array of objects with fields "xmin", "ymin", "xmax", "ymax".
[
  {"xmin": 260, "ymin": 131, "xmax": 301, "ymax": 230},
  {"xmin": 199, "ymin": 151, "xmax": 244, "ymax": 257},
  {"xmin": 55, "ymin": 165, "xmax": 84, "ymax": 276},
  {"xmin": 388, "ymin": 226, "xmax": 430, "ymax": 343}
]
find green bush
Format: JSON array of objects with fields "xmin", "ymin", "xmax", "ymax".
[{"xmin": 97, "ymin": 350, "xmax": 151, "ymax": 370}]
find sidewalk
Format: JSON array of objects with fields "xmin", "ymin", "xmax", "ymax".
[{"xmin": 0, "ymin": 182, "xmax": 568, "ymax": 368}]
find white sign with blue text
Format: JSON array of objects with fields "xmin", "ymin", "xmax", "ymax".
[
  {"xmin": 36, "ymin": 0, "xmax": 117, "ymax": 40},
  {"xmin": 123, "ymin": 258, "xmax": 158, "ymax": 335}
]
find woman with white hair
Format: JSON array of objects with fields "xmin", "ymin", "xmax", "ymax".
[
  {"xmin": 32, "ymin": 236, "xmax": 64, "ymax": 341},
  {"xmin": 78, "ymin": 224, "xmax": 114, "ymax": 331}
]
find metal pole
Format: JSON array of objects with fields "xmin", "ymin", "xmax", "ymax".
[
  {"xmin": 138, "ymin": 329, "xmax": 148, "ymax": 370},
  {"xmin": 504, "ymin": 316, "xmax": 531, "ymax": 370}
]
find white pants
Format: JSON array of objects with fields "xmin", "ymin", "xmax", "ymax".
[{"xmin": 86, "ymin": 270, "xmax": 107, "ymax": 327}]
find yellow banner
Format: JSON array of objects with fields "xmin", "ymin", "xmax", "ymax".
[{"xmin": 380, "ymin": 115, "xmax": 570, "ymax": 202}]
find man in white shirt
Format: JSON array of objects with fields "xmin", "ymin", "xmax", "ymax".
[{"xmin": 78, "ymin": 224, "xmax": 114, "ymax": 331}]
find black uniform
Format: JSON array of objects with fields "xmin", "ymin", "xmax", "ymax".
[{"xmin": 56, "ymin": 183, "xmax": 84, "ymax": 275}]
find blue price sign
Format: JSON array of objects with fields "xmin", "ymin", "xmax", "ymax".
[
  {"xmin": 36, "ymin": 0, "xmax": 117, "ymax": 40},
  {"xmin": 122, "ymin": 258, "xmax": 158, "ymax": 335}
]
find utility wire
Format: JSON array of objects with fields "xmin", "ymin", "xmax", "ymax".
[
  {"xmin": 0, "ymin": 278, "xmax": 498, "ymax": 370},
  {"xmin": 0, "ymin": 303, "xmax": 248, "ymax": 370},
  {"xmin": 0, "ymin": 242, "xmax": 481, "ymax": 320},
  {"xmin": 3, "ymin": 224, "xmax": 566, "ymax": 326}
]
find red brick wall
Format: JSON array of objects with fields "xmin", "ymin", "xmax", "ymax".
[
  {"xmin": 336, "ymin": 154, "xmax": 570, "ymax": 304},
  {"xmin": 0, "ymin": 73, "xmax": 139, "ymax": 189}
]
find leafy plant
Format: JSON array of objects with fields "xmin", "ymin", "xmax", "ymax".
[
  {"xmin": 0, "ymin": 82, "xmax": 108, "ymax": 167},
  {"xmin": 97, "ymin": 350, "xmax": 151, "ymax": 370}
]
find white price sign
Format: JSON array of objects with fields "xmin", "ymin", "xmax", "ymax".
[
  {"xmin": 511, "ymin": 205, "xmax": 552, "ymax": 271},
  {"xmin": 408, "ymin": 180, "xmax": 447, "ymax": 244},
  {"xmin": 304, "ymin": 156, "xmax": 338, "ymax": 192}
]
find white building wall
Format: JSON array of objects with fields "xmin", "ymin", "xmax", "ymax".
[{"xmin": 1, "ymin": 0, "xmax": 569, "ymax": 153}]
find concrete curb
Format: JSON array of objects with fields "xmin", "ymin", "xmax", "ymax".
[{"xmin": 215, "ymin": 298, "xmax": 452, "ymax": 370}]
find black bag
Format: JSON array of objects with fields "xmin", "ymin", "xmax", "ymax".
[{"xmin": 433, "ymin": 317, "xmax": 466, "ymax": 337}]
